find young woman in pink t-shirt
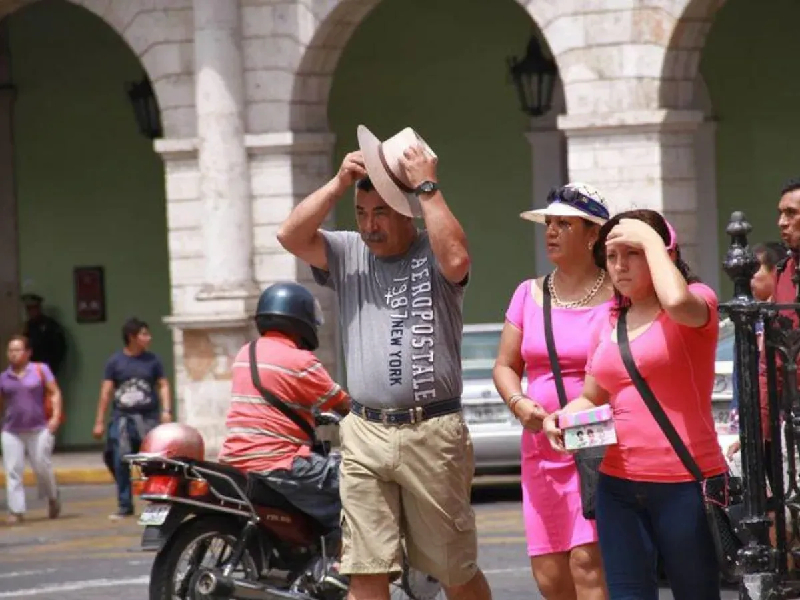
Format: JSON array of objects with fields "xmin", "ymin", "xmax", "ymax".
[{"xmin": 543, "ymin": 209, "xmax": 726, "ymax": 600}]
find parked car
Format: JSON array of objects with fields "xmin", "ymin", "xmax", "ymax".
[
  {"xmin": 462, "ymin": 320, "xmax": 739, "ymax": 475},
  {"xmin": 461, "ymin": 324, "xmax": 522, "ymax": 474},
  {"xmin": 714, "ymin": 318, "xmax": 739, "ymax": 459}
]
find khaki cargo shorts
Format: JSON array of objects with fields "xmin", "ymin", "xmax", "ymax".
[{"xmin": 338, "ymin": 411, "xmax": 478, "ymax": 587}]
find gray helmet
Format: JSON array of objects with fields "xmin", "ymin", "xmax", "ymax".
[{"xmin": 254, "ymin": 282, "xmax": 324, "ymax": 351}]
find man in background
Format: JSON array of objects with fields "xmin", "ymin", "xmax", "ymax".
[
  {"xmin": 21, "ymin": 294, "xmax": 67, "ymax": 378},
  {"xmin": 92, "ymin": 317, "xmax": 172, "ymax": 520}
]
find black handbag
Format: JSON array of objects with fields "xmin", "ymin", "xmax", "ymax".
[
  {"xmin": 542, "ymin": 275, "xmax": 604, "ymax": 520},
  {"xmin": 616, "ymin": 308, "xmax": 743, "ymax": 582}
]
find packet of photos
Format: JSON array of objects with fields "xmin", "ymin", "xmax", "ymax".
[{"xmin": 558, "ymin": 405, "xmax": 617, "ymax": 451}]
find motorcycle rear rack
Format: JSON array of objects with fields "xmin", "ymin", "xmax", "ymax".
[
  {"xmin": 125, "ymin": 453, "xmax": 258, "ymax": 518},
  {"xmin": 140, "ymin": 493, "xmax": 254, "ymax": 519}
]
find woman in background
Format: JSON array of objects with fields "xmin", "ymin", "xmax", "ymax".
[{"xmin": 1, "ymin": 334, "xmax": 62, "ymax": 524}]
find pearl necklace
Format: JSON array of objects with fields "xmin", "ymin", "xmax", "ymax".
[{"xmin": 548, "ymin": 269, "xmax": 606, "ymax": 308}]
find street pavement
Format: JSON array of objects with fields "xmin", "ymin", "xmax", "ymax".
[{"xmin": 0, "ymin": 482, "xmax": 740, "ymax": 600}]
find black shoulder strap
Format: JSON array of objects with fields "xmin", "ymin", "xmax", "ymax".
[
  {"xmin": 542, "ymin": 275, "xmax": 568, "ymax": 409},
  {"xmin": 248, "ymin": 340, "xmax": 316, "ymax": 442},
  {"xmin": 616, "ymin": 310, "xmax": 703, "ymax": 481}
]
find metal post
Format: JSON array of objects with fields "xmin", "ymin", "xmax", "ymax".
[{"xmin": 720, "ymin": 211, "xmax": 780, "ymax": 599}]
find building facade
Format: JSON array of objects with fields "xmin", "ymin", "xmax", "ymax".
[{"xmin": 0, "ymin": 0, "xmax": 793, "ymax": 453}]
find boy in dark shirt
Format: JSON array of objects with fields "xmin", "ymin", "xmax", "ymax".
[{"xmin": 92, "ymin": 317, "xmax": 172, "ymax": 520}]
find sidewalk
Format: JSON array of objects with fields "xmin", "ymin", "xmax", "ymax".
[
  {"xmin": 0, "ymin": 452, "xmax": 114, "ymax": 486},
  {"xmin": 0, "ymin": 452, "xmax": 523, "ymax": 488}
]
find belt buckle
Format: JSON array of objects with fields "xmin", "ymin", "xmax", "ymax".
[{"xmin": 408, "ymin": 407, "xmax": 424, "ymax": 424}]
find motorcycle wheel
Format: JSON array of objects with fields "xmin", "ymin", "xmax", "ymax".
[{"xmin": 149, "ymin": 515, "xmax": 263, "ymax": 600}]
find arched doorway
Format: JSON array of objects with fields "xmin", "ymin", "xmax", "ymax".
[
  {"xmin": 661, "ymin": 0, "xmax": 800, "ymax": 297},
  {"xmin": 699, "ymin": 0, "xmax": 800, "ymax": 296},
  {"xmin": 323, "ymin": 0, "xmax": 562, "ymax": 324},
  {"xmin": 0, "ymin": 0, "xmax": 172, "ymax": 447}
]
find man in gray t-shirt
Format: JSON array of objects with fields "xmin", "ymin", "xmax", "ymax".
[
  {"xmin": 312, "ymin": 228, "xmax": 464, "ymax": 409},
  {"xmin": 277, "ymin": 129, "xmax": 492, "ymax": 600}
]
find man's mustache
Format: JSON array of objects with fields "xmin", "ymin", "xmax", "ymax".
[{"xmin": 361, "ymin": 232, "xmax": 387, "ymax": 243}]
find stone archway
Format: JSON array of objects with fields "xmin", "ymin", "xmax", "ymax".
[
  {"xmin": 0, "ymin": 0, "xmax": 194, "ymax": 138},
  {"xmin": 658, "ymin": 0, "xmax": 728, "ymax": 110},
  {"xmin": 308, "ymin": 0, "xmax": 567, "ymax": 326},
  {"xmin": 235, "ymin": 0, "xmax": 572, "ymax": 372},
  {"xmin": 0, "ymin": 0, "xmax": 182, "ymax": 446},
  {"xmin": 287, "ymin": 0, "xmax": 568, "ymax": 133}
]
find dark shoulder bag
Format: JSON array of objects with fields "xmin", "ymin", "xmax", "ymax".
[
  {"xmin": 616, "ymin": 308, "xmax": 743, "ymax": 581},
  {"xmin": 248, "ymin": 340, "xmax": 316, "ymax": 444},
  {"xmin": 543, "ymin": 274, "xmax": 605, "ymax": 520}
]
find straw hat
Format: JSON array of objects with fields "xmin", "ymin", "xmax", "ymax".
[{"xmin": 356, "ymin": 125, "xmax": 438, "ymax": 218}]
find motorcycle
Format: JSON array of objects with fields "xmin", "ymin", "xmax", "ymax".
[{"xmin": 124, "ymin": 413, "xmax": 443, "ymax": 600}]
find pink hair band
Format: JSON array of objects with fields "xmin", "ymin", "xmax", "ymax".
[{"xmin": 665, "ymin": 219, "xmax": 677, "ymax": 250}]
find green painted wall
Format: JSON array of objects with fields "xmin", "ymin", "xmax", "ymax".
[
  {"xmin": 9, "ymin": 0, "xmax": 172, "ymax": 448},
  {"xmin": 329, "ymin": 0, "xmax": 538, "ymax": 325},
  {"xmin": 701, "ymin": 0, "xmax": 800, "ymax": 300}
]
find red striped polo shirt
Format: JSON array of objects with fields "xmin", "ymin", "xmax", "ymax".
[{"xmin": 218, "ymin": 332, "xmax": 347, "ymax": 472}]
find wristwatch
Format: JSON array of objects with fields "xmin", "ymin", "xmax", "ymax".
[{"xmin": 414, "ymin": 180, "xmax": 439, "ymax": 197}]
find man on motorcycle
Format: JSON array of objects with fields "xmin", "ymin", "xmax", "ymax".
[{"xmin": 218, "ymin": 282, "xmax": 350, "ymax": 587}]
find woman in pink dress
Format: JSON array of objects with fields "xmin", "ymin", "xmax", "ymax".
[{"xmin": 494, "ymin": 183, "xmax": 613, "ymax": 600}]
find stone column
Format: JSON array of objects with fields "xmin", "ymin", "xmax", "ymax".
[
  {"xmin": 169, "ymin": 316, "xmax": 256, "ymax": 457},
  {"xmin": 0, "ymin": 23, "xmax": 20, "ymax": 350},
  {"xmin": 155, "ymin": 137, "xmax": 257, "ymax": 459},
  {"xmin": 247, "ymin": 131, "xmax": 341, "ymax": 380},
  {"xmin": 695, "ymin": 118, "xmax": 720, "ymax": 292},
  {"xmin": 559, "ymin": 110, "xmax": 704, "ymax": 271},
  {"xmin": 526, "ymin": 118, "xmax": 567, "ymax": 275},
  {"xmin": 193, "ymin": 0, "xmax": 256, "ymax": 299}
]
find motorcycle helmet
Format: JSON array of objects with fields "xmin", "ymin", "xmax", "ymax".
[
  {"xmin": 255, "ymin": 282, "xmax": 324, "ymax": 351},
  {"xmin": 139, "ymin": 423, "xmax": 206, "ymax": 461}
]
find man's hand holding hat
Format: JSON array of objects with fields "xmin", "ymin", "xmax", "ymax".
[
  {"xmin": 398, "ymin": 144, "xmax": 438, "ymax": 193},
  {"xmin": 334, "ymin": 151, "xmax": 368, "ymax": 195}
]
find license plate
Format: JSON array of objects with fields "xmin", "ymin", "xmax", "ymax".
[
  {"xmin": 464, "ymin": 404, "xmax": 510, "ymax": 425},
  {"xmin": 138, "ymin": 503, "xmax": 171, "ymax": 527}
]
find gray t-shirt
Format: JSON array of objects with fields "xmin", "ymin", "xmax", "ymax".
[{"xmin": 312, "ymin": 230, "xmax": 466, "ymax": 409}]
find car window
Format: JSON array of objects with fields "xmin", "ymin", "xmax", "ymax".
[
  {"xmin": 716, "ymin": 329, "xmax": 735, "ymax": 363},
  {"xmin": 462, "ymin": 330, "xmax": 501, "ymax": 380}
]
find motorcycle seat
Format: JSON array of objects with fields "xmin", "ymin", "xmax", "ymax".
[{"xmin": 185, "ymin": 459, "xmax": 305, "ymax": 515}]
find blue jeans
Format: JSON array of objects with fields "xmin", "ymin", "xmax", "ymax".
[
  {"xmin": 596, "ymin": 473, "xmax": 720, "ymax": 600},
  {"xmin": 107, "ymin": 418, "xmax": 144, "ymax": 514}
]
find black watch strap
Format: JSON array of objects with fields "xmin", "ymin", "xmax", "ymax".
[{"xmin": 414, "ymin": 181, "xmax": 439, "ymax": 196}]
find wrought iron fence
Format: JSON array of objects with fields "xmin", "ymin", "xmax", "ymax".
[{"xmin": 721, "ymin": 211, "xmax": 800, "ymax": 599}]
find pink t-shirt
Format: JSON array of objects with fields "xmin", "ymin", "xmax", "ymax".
[{"xmin": 587, "ymin": 283, "xmax": 727, "ymax": 483}]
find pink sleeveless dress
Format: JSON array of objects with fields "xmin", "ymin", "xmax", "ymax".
[{"xmin": 505, "ymin": 280, "xmax": 611, "ymax": 556}]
